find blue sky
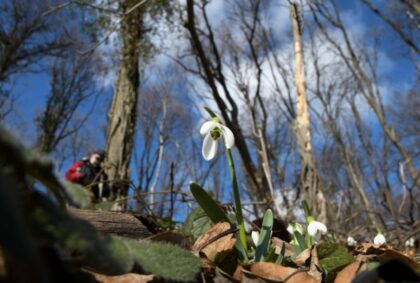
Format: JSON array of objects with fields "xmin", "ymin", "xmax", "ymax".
[{"xmin": 2, "ymin": 0, "xmax": 418, "ymax": 221}]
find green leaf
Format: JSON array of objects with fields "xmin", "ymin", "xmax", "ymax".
[
  {"xmin": 94, "ymin": 200, "xmax": 115, "ymax": 211},
  {"xmin": 275, "ymin": 242, "xmax": 286, "ymax": 265},
  {"xmin": 0, "ymin": 169, "xmax": 50, "ymax": 281},
  {"xmin": 189, "ymin": 181, "xmax": 230, "ymax": 224},
  {"xmin": 293, "ymin": 230, "xmax": 307, "ymax": 257},
  {"xmin": 63, "ymin": 181, "xmax": 92, "ymax": 208},
  {"xmin": 182, "ymin": 207, "xmax": 213, "ymax": 240},
  {"xmin": 127, "ymin": 240, "xmax": 202, "ymax": 281},
  {"xmin": 255, "ymin": 209, "xmax": 273, "ymax": 262},
  {"xmin": 235, "ymin": 239, "xmax": 249, "ymax": 263},
  {"xmin": 0, "ymin": 125, "xmax": 68, "ymax": 205},
  {"xmin": 87, "ymin": 235, "xmax": 134, "ymax": 275},
  {"xmin": 203, "ymin": 106, "xmax": 218, "ymax": 119},
  {"xmin": 28, "ymin": 192, "xmax": 134, "ymax": 275},
  {"xmin": 301, "ymin": 200, "xmax": 312, "ymax": 218},
  {"xmin": 318, "ymin": 242, "xmax": 354, "ymax": 282}
]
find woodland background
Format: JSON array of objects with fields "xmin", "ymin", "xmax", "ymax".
[{"xmin": 0, "ymin": 0, "xmax": 419, "ymax": 244}]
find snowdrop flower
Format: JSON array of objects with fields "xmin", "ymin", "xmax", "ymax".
[
  {"xmin": 200, "ymin": 119, "xmax": 235, "ymax": 160},
  {"xmin": 251, "ymin": 231, "xmax": 260, "ymax": 247},
  {"xmin": 347, "ymin": 236, "xmax": 357, "ymax": 247},
  {"xmin": 405, "ymin": 237, "xmax": 414, "ymax": 248},
  {"xmin": 374, "ymin": 233, "xmax": 386, "ymax": 245},
  {"xmin": 307, "ymin": 221, "xmax": 327, "ymax": 237},
  {"xmin": 287, "ymin": 224, "xmax": 294, "ymax": 235}
]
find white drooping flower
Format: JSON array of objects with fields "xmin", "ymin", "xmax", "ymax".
[
  {"xmin": 307, "ymin": 221, "xmax": 327, "ymax": 237},
  {"xmin": 405, "ymin": 237, "xmax": 415, "ymax": 248},
  {"xmin": 374, "ymin": 233, "xmax": 386, "ymax": 245},
  {"xmin": 200, "ymin": 119, "xmax": 235, "ymax": 160},
  {"xmin": 347, "ymin": 236, "xmax": 357, "ymax": 247},
  {"xmin": 251, "ymin": 231, "xmax": 260, "ymax": 247},
  {"xmin": 287, "ymin": 224, "xmax": 294, "ymax": 235}
]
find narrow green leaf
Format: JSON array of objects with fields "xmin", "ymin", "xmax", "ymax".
[
  {"xmin": 235, "ymin": 238, "xmax": 248, "ymax": 263},
  {"xmin": 203, "ymin": 106, "xmax": 218, "ymax": 119},
  {"xmin": 189, "ymin": 181, "xmax": 230, "ymax": 224},
  {"xmin": 301, "ymin": 200, "xmax": 312, "ymax": 218},
  {"xmin": 63, "ymin": 181, "xmax": 92, "ymax": 208},
  {"xmin": 293, "ymin": 230, "xmax": 308, "ymax": 257},
  {"xmin": 255, "ymin": 209, "xmax": 273, "ymax": 262},
  {"xmin": 275, "ymin": 242, "xmax": 286, "ymax": 265}
]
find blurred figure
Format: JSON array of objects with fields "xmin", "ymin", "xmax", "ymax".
[{"xmin": 65, "ymin": 149, "xmax": 110, "ymax": 201}]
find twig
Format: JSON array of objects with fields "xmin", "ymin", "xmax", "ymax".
[{"xmin": 78, "ymin": 0, "xmax": 150, "ymax": 55}]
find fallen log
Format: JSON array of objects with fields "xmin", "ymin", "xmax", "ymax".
[{"xmin": 68, "ymin": 208, "xmax": 152, "ymax": 239}]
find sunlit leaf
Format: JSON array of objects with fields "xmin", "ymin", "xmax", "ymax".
[
  {"xmin": 189, "ymin": 181, "xmax": 230, "ymax": 224},
  {"xmin": 255, "ymin": 209, "xmax": 273, "ymax": 262}
]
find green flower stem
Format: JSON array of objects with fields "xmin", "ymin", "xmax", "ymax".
[
  {"xmin": 302, "ymin": 200, "xmax": 313, "ymax": 247},
  {"xmin": 226, "ymin": 148, "xmax": 247, "ymax": 252}
]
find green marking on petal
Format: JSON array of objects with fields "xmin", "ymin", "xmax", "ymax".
[{"xmin": 210, "ymin": 127, "xmax": 222, "ymax": 140}]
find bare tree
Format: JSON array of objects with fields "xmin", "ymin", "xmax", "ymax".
[
  {"xmin": 289, "ymin": 1, "xmax": 328, "ymax": 223},
  {"xmin": 35, "ymin": 53, "xmax": 100, "ymax": 154},
  {"xmin": 0, "ymin": 0, "xmax": 78, "ymax": 118},
  {"xmin": 308, "ymin": 0, "xmax": 420, "ymax": 192},
  {"xmin": 361, "ymin": 0, "xmax": 419, "ymax": 54},
  {"xmin": 104, "ymin": 0, "xmax": 173, "ymax": 207},
  {"xmin": 105, "ymin": 0, "xmax": 146, "ymax": 202}
]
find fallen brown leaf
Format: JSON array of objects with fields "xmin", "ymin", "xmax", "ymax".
[
  {"xmin": 242, "ymin": 268, "xmax": 282, "ymax": 283},
  {"xmin": 233, "ymin": 265, "xmax": 244, "ymax": 282},
  {"xmin": 334, "ymin": 261, "xmax": 367, "ymax": 283},
  {"xmin": 354, "ymin": 243, "xmax": 420, "ymax": 270},
  {"xmin": 246, "ymin": 262, "xmax": 320, "ymax": 283},
  {"xmin": 192, "ymin": 222, "xmax": 236, "ymax": 263},
  {"xmin": 295, "ymin": 248, "xmax": 311, "ymax": 266},
  {"xmin": 271, "ymin": 237, "xmax": 294, "ymax": 257},
  {"xmin": 214, "ymin": 267, "xmax": 240, "ymax": 283},
  {"xmin": 308, "ymin": 245, "xmax": 322, "ymax": 282},
  {"xmin": 90, "ymin": 272, "xmax": 155, "ymax": 283}
]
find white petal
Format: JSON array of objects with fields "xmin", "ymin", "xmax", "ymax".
[
  {"xmin": 307, "ymin": 222, "xmax": 318, "ymax": 237},
  {"xmin": 221, "ymin": 125, "xmax": 235, "ymax": 148},
  {"xmin": 405, "ymin": 237, "xmax": 414, "ymax": 247},
  {"xmin": 251, "ymin": 231, "xmax": 260, "ymax": 247},
  {"xmin": 373, "ymin": 234, "xmax": 386, "ymax": 245},
  {"xmin": 307, "ymin": 221, "xmax": 327, "ymax": 237},
  {"xmin": 317, "ymin": 222, "xmax": 327, "ymax": 235},
  {"xmin": 200, "ymin": 121, "xmax": 218, "ymax": 136},
  {"xmin": 347, "ymin": 236, "xmax": 357, "ymax": 246},
  {"xmin": 287, "ymin": 224, "xmax": 294, "ymax": 235},
  {"xmin": 202, "ymin": 132, "xmax": 218, "ymax": 160}
]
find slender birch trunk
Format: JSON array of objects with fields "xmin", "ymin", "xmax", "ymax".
[{"xmin": 289, "ymin": 1, "xmax": 328, "ymax": 223}]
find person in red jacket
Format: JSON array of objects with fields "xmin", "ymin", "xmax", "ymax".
[{"xmin": 65, "ymin": 149, "xmax": 110, "ymax": 200}]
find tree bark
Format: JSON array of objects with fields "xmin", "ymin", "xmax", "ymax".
[
  {"xmin": 105, "ymin": 0, "xmax": 143, "ymax": 200},
  {"xmin": 290, "ymin": 2, "xmax": 328, "ymax": 224},
  {"xmin": 68, "ymin": 208, "xmax": 152, "ymax": 239}
]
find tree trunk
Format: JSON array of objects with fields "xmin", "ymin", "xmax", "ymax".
[
  {"xmin": 289, "ymin": 2, "xmax": 328, "ymax": 224},
  {"xmin": 105, "ymin": 0, "xmax": 143, "ymax": 202},
  {"xmin": 68, "ymin": 208, "xmax": 152, "ymax": 239}
]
